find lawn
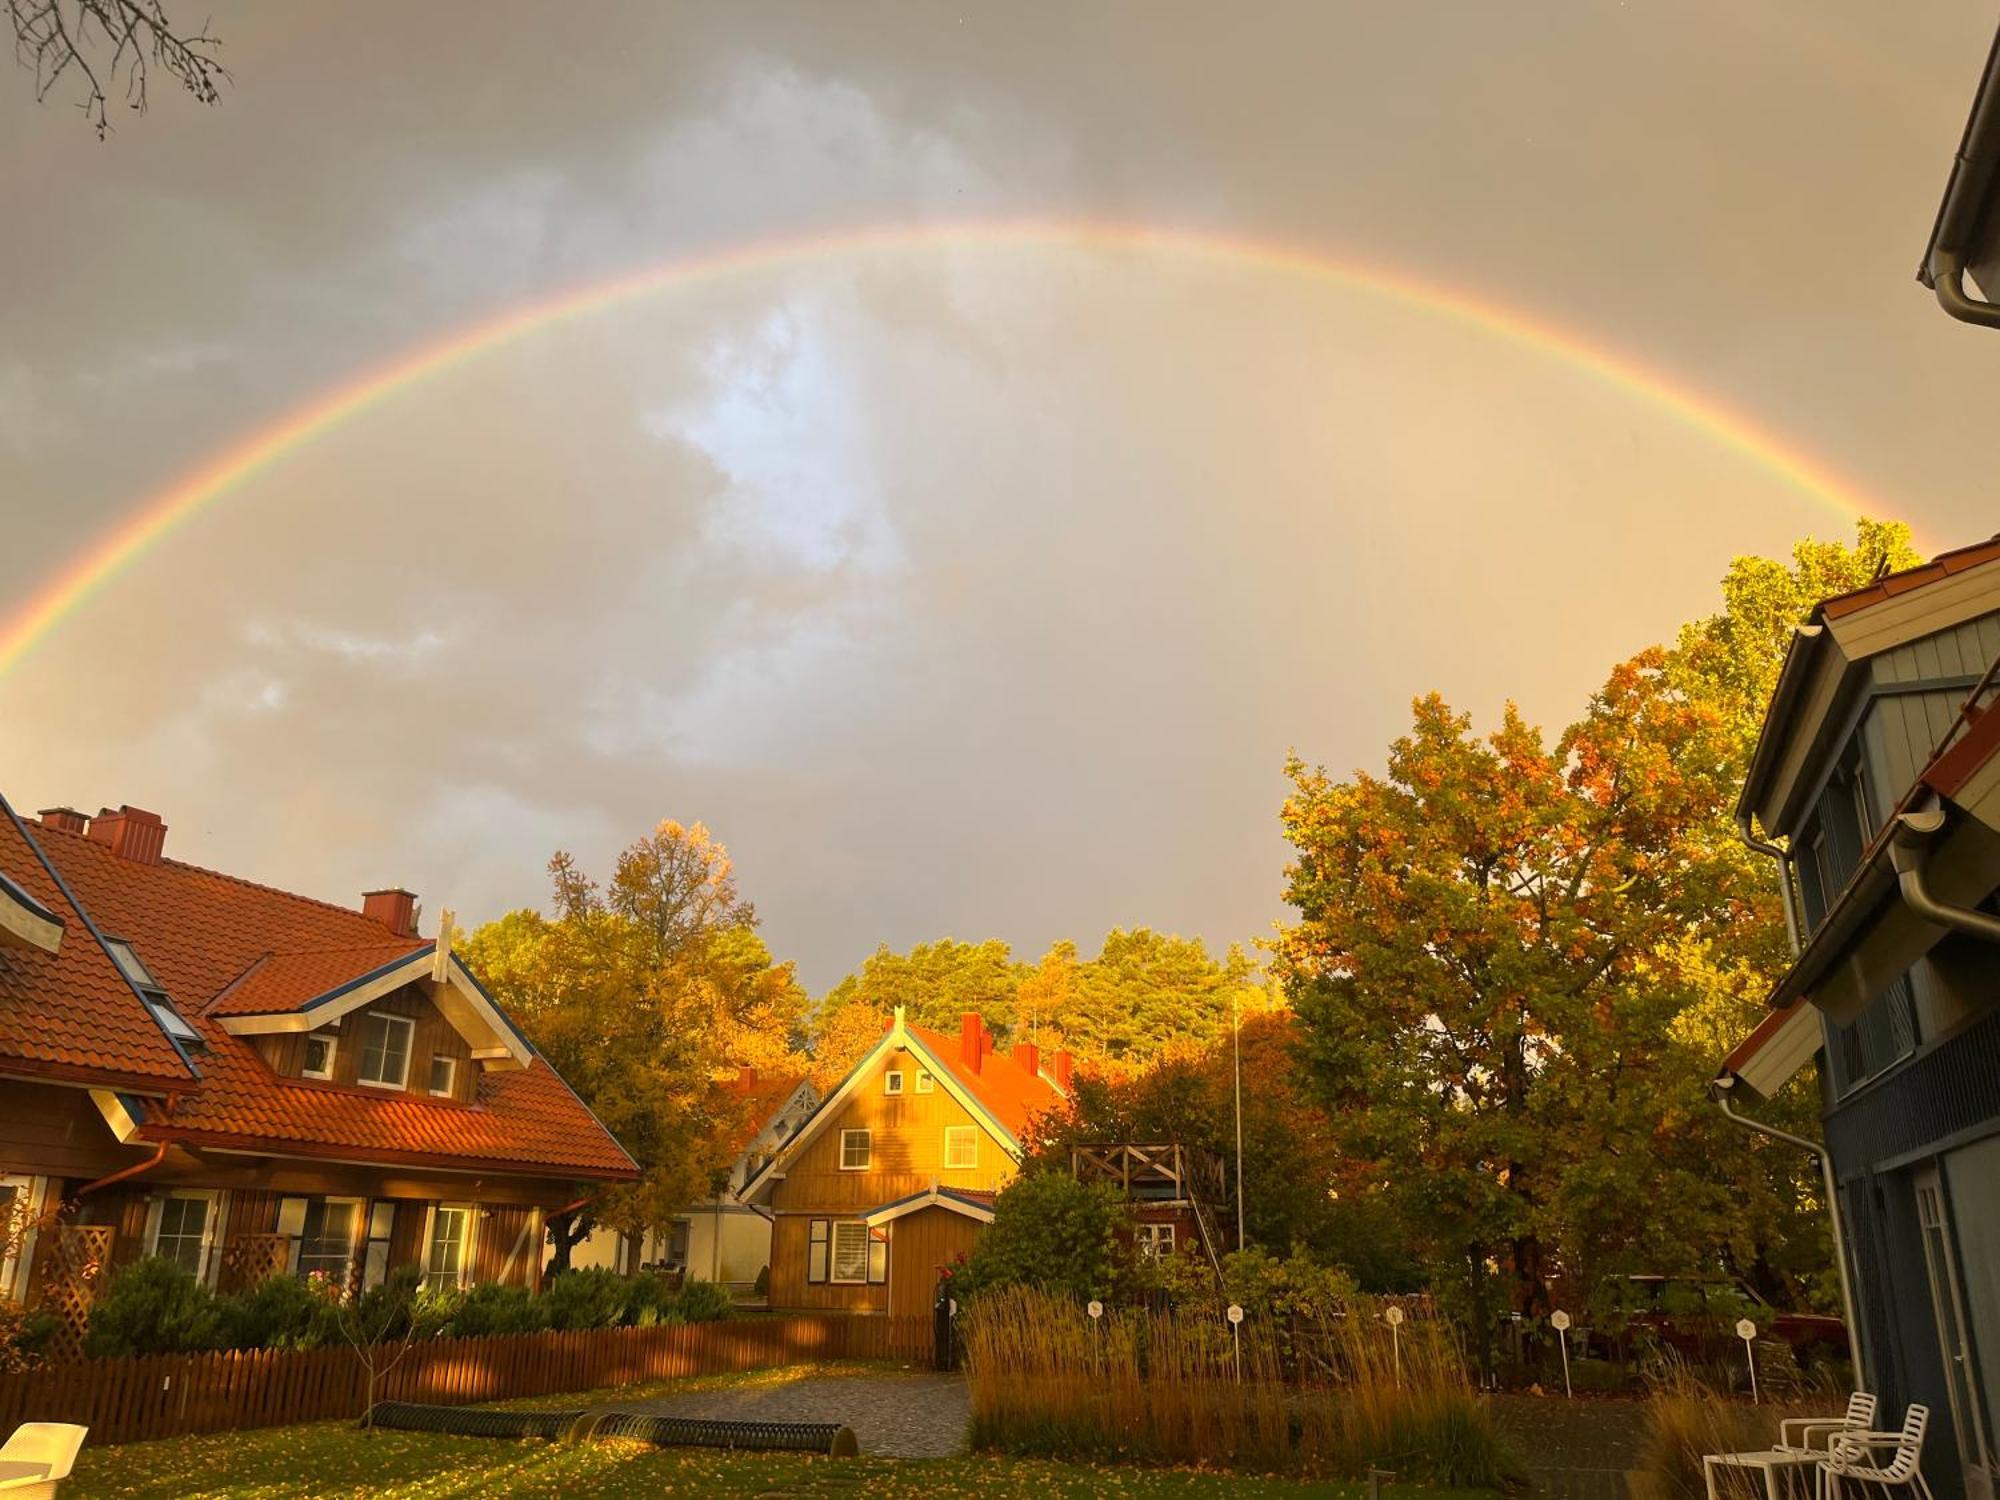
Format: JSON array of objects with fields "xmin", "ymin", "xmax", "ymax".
[{"xmin": 67, "ymin": 1419, "xmax": 1501, "ymax": 1498}]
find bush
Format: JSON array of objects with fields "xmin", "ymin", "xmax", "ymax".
[
  {"xmin": 218, "ymin": 1272, "xmax": 337, "ymax": 1350},
  {"xmin": 961, "ymin": 1173, "xmax": 1135, "ymax": 1301},
  {"xmin": 86, "ymin": 1257, "xmax": 223, "ymax": 1357},
  {"xmin": 676, "ymin": 1278, "xmax": 733, "ymax": 1323},
  {"xmin": 539, "ymin": 1267, "xmax": 630, "ymax": 1331},
  {"xmin": 442, "ymin": 1282, "xmax": 546, "ymax": 1339},
  {"xmin": 620, "ymin": 1273, "xmax": 682, "ymax": 1328}
]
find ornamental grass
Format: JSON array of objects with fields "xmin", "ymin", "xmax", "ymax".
[{"xmin": 961, "ymin": 1285, "xmax": 1522, "ymax": 1487}]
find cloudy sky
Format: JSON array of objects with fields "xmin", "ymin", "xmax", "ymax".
[{"xmin": 1, "ymin": 2, "xmax": 1995, "ymax": 991}]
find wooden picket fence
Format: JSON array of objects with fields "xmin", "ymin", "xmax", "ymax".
[{"xmin": 0, "ymin": 1313, "xmax": 935, "ymax": 1447}]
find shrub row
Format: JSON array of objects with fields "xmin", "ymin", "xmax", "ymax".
[{"xmin": 84, "ymin": 1259, "xmax": 732, "ymax": 1359}]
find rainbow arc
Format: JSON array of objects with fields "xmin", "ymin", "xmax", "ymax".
[{"xmin": 0, "ymin": 219, "xmax": 1885, "ymax": 677}]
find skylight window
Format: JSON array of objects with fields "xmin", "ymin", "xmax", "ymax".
[{"xmin": 104, "ymin": 938, "xmax": 203, "ymax": 1049}]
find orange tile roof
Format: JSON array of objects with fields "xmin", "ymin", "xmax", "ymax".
[
  {"xmin": 208, "ymin": 943, "xmax": 428, "ymax": 1017},
  {"xmin": 0, "ymin": 799, "xmax": 197, "ymax": 1091},
  {"xmin": 1817, "ymin": 536, "xmax": 2000, "ymax": 622},
  {"xmin": 908, "ymin": 1025, "xmax": 1064, "ymax": 1140},
  {"xmin": 18, "ymin": 809, "xmax": 635, "ymax": 1181}
]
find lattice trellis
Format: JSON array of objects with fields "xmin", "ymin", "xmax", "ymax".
[
  {"xmin": 219, "ymin": 1233, "xmax": 292, "ymax": 1292},
  {"xmin": 38, "ymin": 1224, "xmax": 112, "ymax": 1362}
]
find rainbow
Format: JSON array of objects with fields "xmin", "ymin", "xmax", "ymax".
[{"xmin": 0, "ymin": 218, "xmax": 1888, "ymax": 677}]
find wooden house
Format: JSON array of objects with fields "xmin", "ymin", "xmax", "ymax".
[
  {"xmin": 739, "ymin": 1009, "xmax": 1070, "ymax": 1320},
  {"xmin": 0, "ymin": 794, "xmax": 636, "ymax": 1343},
  {"xmin": 1716, "ymin": 537, "xmax": 2000, "ymax": 1500}
]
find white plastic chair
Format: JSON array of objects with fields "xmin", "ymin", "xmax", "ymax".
[
  {"xmin": 1779, "ymin": 1392, "xmax": 1878, "ymax": 1454},
  {"xmin": 1822, "ymin": 1403, "xmax": 1932, "ymax": 1500},
  {"xmin": 0, "ymin": 1422, "xmax": 86, "ymax": 1496}
]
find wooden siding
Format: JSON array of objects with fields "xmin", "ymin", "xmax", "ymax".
[
  {"xmin": 886, "ymin": 1206, "xmax": 981, "ymax": 1320},
  {"xmin": 767, "ymin": 1048, "xmax": 1018, "ymax": 1214},
  {"xmin": 0, "ymin": 1081, "xmax": 142, "ymax": 1179},
  {"xmin": 255, "ymin": 984, "xmax": 477, "ymax": 1103},
  {"xmin": 767, "ymin": 1214, "xmax": 886, "ymax": 1313}
]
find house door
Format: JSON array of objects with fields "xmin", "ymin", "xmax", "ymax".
[{"xmin": 1916, "ymin": 1166, "xmax": 1995, "ymax": 1500}]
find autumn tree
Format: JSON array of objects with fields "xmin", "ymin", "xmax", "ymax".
[
  {"xmin": 462, "ymin": 820, "xmax": 808, "ymax": 1272},
  {"xmin": 1278, "ymin": 521, "xmax": 1919, "ymax": 1340}
]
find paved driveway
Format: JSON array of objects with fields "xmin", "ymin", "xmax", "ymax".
[{"xmin": 613, "ymin": 1370, "xmax": 970, "ymax": 1458}]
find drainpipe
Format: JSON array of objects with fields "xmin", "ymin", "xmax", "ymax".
[
  {"xmin": 1929, "ymin": 250, "xmax": 2000, "ymax": 330},
  {"xmin": 1890, "ymin": 809, "xmax": 2000, "ymax": 942},
  {"xmin": 1712, "ymin": 1079, "xmax": 1865, "ymax": 1386},
  {"xmin": 76, "ymin": 1140, "xmax": 168, "ymax": 1197},
  {"xmin": 1739, "ymin": 815, "xmax": 1802, "ymax": 957}
]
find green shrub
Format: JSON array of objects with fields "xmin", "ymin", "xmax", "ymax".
[
  {"xmin": 86, "ymin": 1257, "xmax": 223, "ymax": 1357},
  {"xmin": 620, "ymin": 1273, "xmax": 682, "ymax": 1328},
  {"xmin": 961, "ymin": 1173, "xmax": 1135, "ymax": 1301},
  {"xmin": 539, "ymin": 1267, "xmax": 630, "ymax": 1330},
  {"xmin": 676, "ymin": 1279, "xmax": 733, "ymax": 1322},
  {"xmin": 443, "ymin": 1282, "xmax": 546, "ymax": 1338},
  {"xmin": 217, "ymin": 1272, "xmax": 337, "ymax": 1350}
]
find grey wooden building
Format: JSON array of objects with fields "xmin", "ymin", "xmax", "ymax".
[{"xmin": 1718, "ymin": 537, "xmax": 2000, "ymax": 1500}]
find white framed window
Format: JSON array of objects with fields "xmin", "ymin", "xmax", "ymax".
[
  {"xmin": 914, "ymin": 1070, "xmax": 935, "ymax": 1094},
  {"xmin": 292, "ymin": 1196, "xmax": 365, "ymax": 1283},
  {"xmin": 423, "ymin": 1204, "xmax": 473, "ymax": 1291},
  {"xmin": 356, "ymin": 1013, "xmax": 414, "ymax": 1089},
  {"xmin": 883, "ymin": 1070, "xmax": 904, "ymax": 1095},
  {"xmin": 146, "ymin": 1190, "xmax": 221, "ymax": 1281},
  {"xmin": 831, "ymin": 1222, "xmax": 869, "ymax": 1283},
  {"xmin": 943, "ymin": 1125, "xmax": 978, "ymax": 1170},
  {"xmin": 1135, "ymin": 1222, "xmax": 1176, "ymax": 1261},
  {"xmin": 302, "ymin": 1031, "xmax": 337, "ymax": 1081},
  {"xmin": 428, "ymin": 1054, "xmax": 457, "ymax": 1097},
  {"xmin": 839, "ymin": 1129, "xmax": 871, "ymax": 1171}
]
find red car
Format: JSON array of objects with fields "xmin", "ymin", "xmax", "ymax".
[{"xmin": 1607, "ymin": 1276, "xmax": 1848, "ymax": 1361}]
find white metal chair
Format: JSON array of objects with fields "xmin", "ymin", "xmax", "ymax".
[
  {"xmin": 1779, "ymin": 1392, "xmax": 1878, "ymax": 1455},
  {"xmin": 1821, "ymin": 1403, "xmax": 1932, "ymax": 1500},
  {"xmin": 0, "ymin": 1422, "xmax": 86, "ymax": 1496}
]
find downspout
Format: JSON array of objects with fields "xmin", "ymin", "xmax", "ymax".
[
  {"xmin": 1891, "ymin": 809, "xmax": 2000, "ymax": 942},
  {"xmin": 1930, "ymin": 250, "xmax": 2000, "ymax": 329},
  {"xmin": 1739, "ymin": 816, "xmax": 1802, "ymax": 957},
  {"xmin": 1712, "ymin": 1079, "xmax": 1865, "ymax": 1385},
  {"xmin": 76, "ymin": 1139, "xmax": 168, "ymax": 1197}
]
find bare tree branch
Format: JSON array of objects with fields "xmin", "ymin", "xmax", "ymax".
[{"xmin": 9, "ymin": 0, "xmax": 225, "ymax": 136}]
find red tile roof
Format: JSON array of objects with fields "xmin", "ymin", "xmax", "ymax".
[
  {"xmin": 908, "ymin": 1025, "xmax": 1064, "ymax": 1140},
  {"xmin": 1817, "ymin": 536, "xmax": 2000, "ymax": 622},
  {"xmin": 0, "ymin": 800, "xmax": 197, "ymax": 1091},
  {"xmin": 16, "ymin": 809, "xmax": 635, "ymax": 1181},
  {"xmin": 208, "ymin": 943, "xmax": 428, "ymax": 1018},
  {"xmin": 720, "ymin": 1068, "xmax": 809, "ymax": 1159}
]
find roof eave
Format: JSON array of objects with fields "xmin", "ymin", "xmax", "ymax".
[
  {"xmin": 1737, "ymin": 625, "xmax": 1827, "ymax": 827},
  {"xmin": 1922, "ymin": 20, "xmax": 2000, "ymax": 293}
]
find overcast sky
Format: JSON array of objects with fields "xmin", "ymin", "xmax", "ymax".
[{"xmin": 2, "ymin": 2, "xmax": 1995, "ymax": 992}]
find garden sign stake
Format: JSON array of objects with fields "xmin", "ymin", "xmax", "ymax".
[
  {"xmin": 1550, "ymin": 1310, "xmax": 1573, "ymax": 1399},
  {"xmin": 1228, "ymin": 1303, "xmax": 1244, "ymax": 1383},
  {"xmin": 1385, "ymin": 1303, "xmax": 1404, "ymax": 1388},
  {"xmin": 1737, "ymin": 1317, "xmax": 1759, "ymax": 1404},
  {"xmin": 1089, "ymin": 1298, "xmax": 1103, "ymax": 1372}
]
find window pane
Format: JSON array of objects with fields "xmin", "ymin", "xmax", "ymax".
[
  {"xmin": 303, "ymin": 1034, "xmax": 333, "ymax": 1077},
  {"xmin": 299, "ymin": 1199, "xmax": 360, "ymax": 1282},
  {"xmin": 832, "ymin": 1222, "xmax": 869, "ymax": 1282},
  {"xmin": 359, "ymin": 1016, "xmax": 411, "ymax": 1086},
  {"xmin": 156, "ymin": 1197, "xmax": 209, "ymax": 1277},
  {"xmin": 425, "ymin": 1208, "xmax": 467, "ymax": 1290},
  {"xmin": 429, "ymin": 1055, "xmax": 455, "ymax": 1095},
  {"xmin": 841, "ymin": 1131, "xmax": 870, "ymax": 1169},
  {"xmin": 945, "ymin": 1128, "xmax": 976, "ymax": 1168}
]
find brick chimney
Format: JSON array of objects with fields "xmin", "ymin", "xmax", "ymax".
[
  {"xmin": 85, "ymin": 806, "xmax": 166, "ymax": 864},
  {"xmin": 1013, "ymin": 1041, "xmax": 1040, "ymax": 1080},
  {"xmin": 959, "ymin": 1011, "xmax": 984, "ymax": 1074},
  {"xmin": 37, "ymin": 807, "xmax": 87, "ymax": 835},
  {"xmin": 1051, "ymin": 1049, "xmax": 1074, "ymax": 1092},
  {"xmin": 363, "ymin": 888, "xmax": 418, "ymax": 937},
  {"xmin": 736, "ymin": 1065, "xmax": 758, "ymax": 1088}
]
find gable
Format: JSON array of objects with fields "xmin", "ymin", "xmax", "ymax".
[{"xmin": 740, "ymin": 1016, "xmax": 1026, "ymax": 1204}]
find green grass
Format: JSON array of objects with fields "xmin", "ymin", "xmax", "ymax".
[{"xmin": 68, "ymin": 1419, "xmax": 1501, "ymax": 1498}]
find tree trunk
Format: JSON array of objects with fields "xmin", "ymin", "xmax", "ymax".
[{"xmin": 544, "ymin": 1211, "xmax": 591, "ymax": 1278}]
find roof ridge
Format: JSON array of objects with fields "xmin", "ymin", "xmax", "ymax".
[{"xmin": 32, "ymin": 820, "xmax": 410, "ymax": 934}]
